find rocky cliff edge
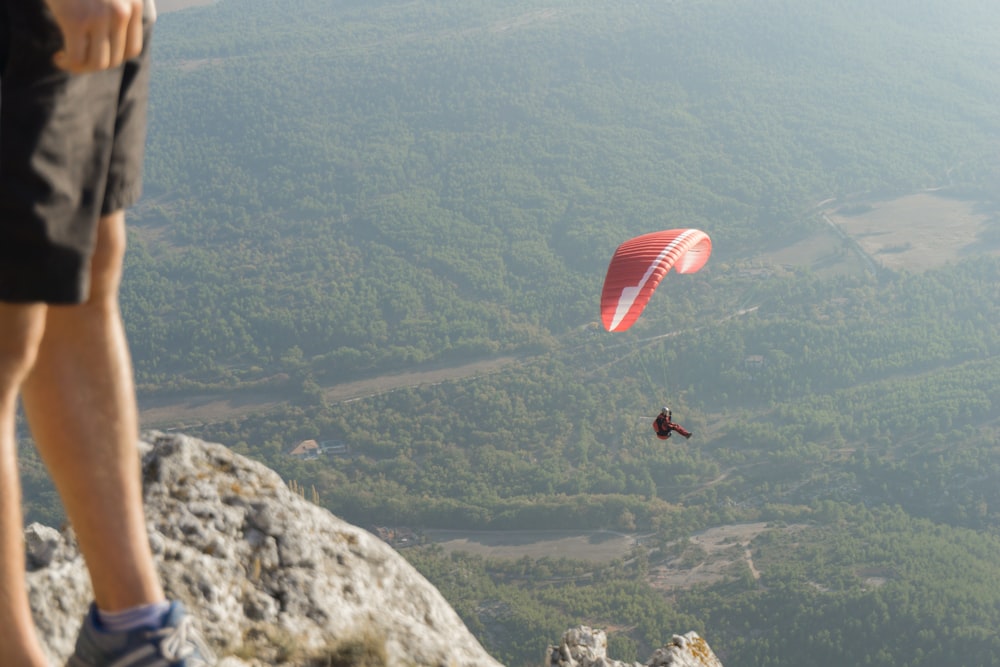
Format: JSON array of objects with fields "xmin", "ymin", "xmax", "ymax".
[{"xmin": 26, "ymin": 431, "xmax": 722, "ymax": 667}]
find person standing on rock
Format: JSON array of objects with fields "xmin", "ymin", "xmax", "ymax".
[{"xmin": 0, "ymin": 0, "xmax": 214, "ymax": 665}]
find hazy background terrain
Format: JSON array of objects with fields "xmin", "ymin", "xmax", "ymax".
[{"xmin": 20, "ymin": 1, "xmax": 1000, "ymax": 665}]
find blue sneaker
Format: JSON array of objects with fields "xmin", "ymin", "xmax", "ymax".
[{"xmin": 67, "ymin": 601, "xmax": 216, "ymax": 666}]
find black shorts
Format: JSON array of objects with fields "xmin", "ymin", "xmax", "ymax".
[{"xmin": 0, "ymin": 0, "xmax": 155, "ymax": 304}]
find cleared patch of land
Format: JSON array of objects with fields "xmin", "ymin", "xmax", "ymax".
[
  {"xmin": 828, "ymin": 192, "xmax": 996, "ymax": 273},
  {"xmin": 139, "ymin": 355, "xmax": 519, "ymax": 429},
  {"xmin": 426, "ymin": 523, "xmax": 810, "ymax": 590},
  {"xmin": 758, "ymin": 192, "xmax": 996, "ymax": 277},
  {"xmin": 649, "ymin": 522, "xmax": 776, "ymax": 590},
  {"xmin": 757, "ymin": 228, "xmax": 866, "ymax": 278},
  {"xmin": 424, "ymin": 529, "xmax": 637, "ymax": 563}
]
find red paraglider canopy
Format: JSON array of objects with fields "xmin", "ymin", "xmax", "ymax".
[{"xmin": 600, "ymin": 228, "xmax": 712, "ymax": 332}]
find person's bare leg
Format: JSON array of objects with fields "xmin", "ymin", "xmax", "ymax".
[
  {"xmin": 0, "ymin": 303, "xmax": 51, "ymax": 666},
  {"xmin": 21, "ymin": 210, "xmax": 165, "ymax": 612}
]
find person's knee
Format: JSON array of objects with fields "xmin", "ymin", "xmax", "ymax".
[
  {"xmin": 0, "ymin": 304, "xmax": 47, "ymax": 391},
  {"xmin": 87, "ymin": 211, "xmax": 128, "ymax": 303}
]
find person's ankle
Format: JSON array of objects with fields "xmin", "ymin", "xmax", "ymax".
[{"xmin": 96, "ymin": 600, "xmax": 172, "ymax": 632}]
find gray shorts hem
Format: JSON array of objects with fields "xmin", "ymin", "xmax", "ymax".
[
  {"xmin": 102, "ymin": 179, "xmax": 145, "ymax": 216},
  {"xmin": 0, "ymin": 249, "xmax": 89, "ymax": 304}
]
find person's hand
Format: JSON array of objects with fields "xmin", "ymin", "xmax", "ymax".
[{"xmin": 43, "ymin": 0, "xmax": 146, "ymax": 73}]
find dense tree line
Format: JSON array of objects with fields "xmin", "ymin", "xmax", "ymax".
[{"xmin": 118, "ymin": 0, "xmax": 1000, "ymax": 392}]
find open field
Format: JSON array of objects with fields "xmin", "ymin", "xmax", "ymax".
[
  {"xmin": 425, "ymin": 523, "xmax": 810, "ymax": 590},
  {"xmin": 828, "ymin": 192, "xmax": 996, "ymax": 273},
  {"xmin": 756, "ymin": 228, "xmax": 866, "ymax": 278},
  {"xmin": 138, "ymin": 355, "xmax": 519, "ymax": 429},
  {"xmin": 424, "ymin": 529, "xmax": 638, "ymax": 563},
  {"xmin": 649, "ymin": 522, "xmax": 774, "ymax": 590},
  {"xmin": 758, "ymin": 192, "xmax": 996, "ymax": 277}
]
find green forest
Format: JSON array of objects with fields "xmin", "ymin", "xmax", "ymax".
[{"xmin": 17, "ymin": 1, "xmax": 1000, "ymax": 666}]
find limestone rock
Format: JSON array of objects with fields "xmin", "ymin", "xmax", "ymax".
[
  {"xmin": 547, "ymin": 627, "xmax": 723, "ymax": 667},
  {"xmin": 27, "ymin": 431, "xmax": 503, "ymax": 667}
]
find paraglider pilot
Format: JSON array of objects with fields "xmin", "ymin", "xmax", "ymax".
[{"xmin": 653, "ymin": 407, "xmax": 692, "ymax": 440}]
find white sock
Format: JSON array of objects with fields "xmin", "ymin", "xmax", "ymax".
[{"xmin": 97, "ymin": 601, "xmax": 172, "ymax": 632}]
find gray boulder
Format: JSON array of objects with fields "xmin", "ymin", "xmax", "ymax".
[
  {"xmin": 27, "ymin": 431, "xmax": 503, "ymax": 667},
  {"xmin": 547, "ymin": 627, "xmax": 723, "ymax": 667}
]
